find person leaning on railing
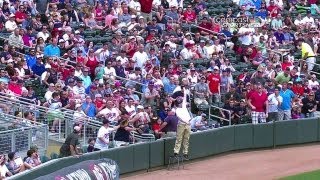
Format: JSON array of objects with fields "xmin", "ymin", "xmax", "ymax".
[{"xmin": 59, "ymin": 126, "xmax": 83, "ymax": 158}]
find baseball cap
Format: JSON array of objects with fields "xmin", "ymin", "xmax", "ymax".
[
  {"xmin": 95, "ymin": 94, "xmax": 102, "ymax": 98},
  {"xmin": 74, "ymin": 126, "xmax": 81, "ymax": 132},
  {"xmin": 137, "ymin": 105, "xmax": 144, "ymax": 109}
]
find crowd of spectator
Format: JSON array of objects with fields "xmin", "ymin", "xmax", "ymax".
[{"xmin": 0, "ymin": 0, "xmax": 320, "ymax": 177}]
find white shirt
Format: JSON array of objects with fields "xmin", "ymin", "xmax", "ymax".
[
  {"xmin": 95, "ymin": 126, "xmax": 113, "ymax": 150},
  {"xmin": 104, "ymin": 67, "xmax": 116, "ymax": 76},
  {"xmin": 37, "ymin": 31, "xmax": 50, "ymax": 41},
  {"xmin": 132, "ymin": 51, "xmax": 148, "ymax": 68},
  {"xmin": 98, "ymin": 107, "xmax": 119, "ymax": 122},
  {"xmin": 238, "ymin": 27, "xmax": 255, "ymax": 45},
  {"xmin": 72, "ymin": 85, "xmax": 86, "ymax": 98},
  {"xmin": 116, "ymin": 56, "xmax": 128, "ymax": 65},
  {"xmin": 268, "ymin": 93, "xmax": 283, "ymax": 113},
  {"xmin": 180, "ymin": 48, "xmax": 193, "ymax": 60},
  {"xmin": 5, "ymin": 20, "xmax": 17, "ymax": 32},
  {"xmin": 294, "ymin": 19, "xmax": 304, "ymax": 26},
  {"xmin": 44, "ymin": 90, "xmax": 54, "ymax": 101},
  {"xmin": 152, "ymin": 0, "xmax": 161, "ymax": 8},
  {"xmin": 125, "ymin": 105, "xmax": 136, "ymax": 117},
  {"xmin": 302, "ymin": 16, "xmax": 315, "ymax": 25},
  {"xmin": 95, "ymin": 48, "xmax": 110, "ymax": 63},
  {"xmin": 0, "ymin": 164, "xmax": 9, "ymax": 177},
  {"xmin": 308, "ymin": 79, "xmax": 319, "ymax": 89},
  {"xmin": 129, "ymin": 0, "xmax": 141, "ymax": 13}
]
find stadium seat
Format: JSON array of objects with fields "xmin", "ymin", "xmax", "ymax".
[
  {"xmin": 40, "ymin": 155, "xmax": 50, "ymax": 163},
  {"xmin": 50, "ymin": 152, "xmax": 59, "ymax": 159}
]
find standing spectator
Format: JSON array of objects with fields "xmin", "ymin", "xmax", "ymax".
[
  {"xmin": 298, "ymin": 38, "xmax": 316, "ymax": 72},
  {"xmin": 279, "ymin": 82, "xmax": 295, "ymax": 120},
  {"xmin": 248, "ymin": 84, "xmax": 268, "ymax": 124},
  {"xmin": 301, "ymin": 92, "xmax": 317, "ymax": 118},
  {"xmin": 207, "ymin": 66, "xmax": 221, "ymax": 103},
  {"xmin": 59, "ymin": 126, "xmax": 82, "ymax": 157},
  {"xmin": 267, "ymin": 87, "xmax": 282, "ymax": 122},
  {"xmin": 193, "ymin": 76, "xmax": 211, "ymax": 106},
  {"xmin": 159, "ymin": 108, "xmax": 178, "ymax": 138},
  {"xmin": 173, "ymin": 95, "xmax": 191, "ymax": 160},
  {"xmin": 95, "ymin": 119, "xmax": 118, "ymax": 150}
]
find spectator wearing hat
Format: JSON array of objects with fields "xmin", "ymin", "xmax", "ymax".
[
  {"xmin": 114, "ymin": 119, "xmax": 135, "ymax": 147},
  {"xmin": 207, "ymin": 66, "xmax": 221, "ymax": 103},
  {"xmin": 194, "ymin": 76, "xmax": 211, "ymax": 106},
  {"xmin": 95, "ymin": 119, "xmax": 118, "ymax": 150},
  {"xmin": 159, "ymin": 108, "xmax": 178, "ymax": 137},
  {"xmin": 225, "ymin": 84, "xmax": 242, "ymax": 103},
  {"xmin": 234, "ymin": 99, "xmax": 249, "ymax": 124},
  {"xmin": 141, "ymin": 81, "xmax": 160, "ymax": 107},
  {"xmin": 73, "ymin": 78, "xmax": 86, "ymax": 100},
  {"xmin": 279, "ymin": 82, "xmax": 295, "ymax": 120},
  {"xmin": 267, "ymin": 87, "xmax": 282, "ymax": 122},
  {"xmin": 301, "ymin": 92, "xmax": 317, "ymax": 118},
  {"xmin": 5, "ymin": 14, "xmax": 17, "ymax": 32},
  {"xmin": 251, "ymin": 69, "xmax": 267, "ymax": 86},
  {"xmin": 97, "ymin": 99, "xmax": 121, "ymax": 122},
  {"xmin": 248, "ymin": 83, "xmax": 268, "ymax": 124},
  {"xmin": 31, "ymin": 55, "xmax": 45, "ymax": 78},
  {"xmin": 60, "ymin": 126, "xmax": 82, "ymax": 157},
  {"xmin": 190, "ymin": 113, "xmax": 207, "ymax": 131},
  {"xmin": 130, "ymin": 105, "xmax": 151, "ymax": 133}
]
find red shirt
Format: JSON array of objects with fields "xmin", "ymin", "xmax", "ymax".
[
  {"xmin": 8, "ymin": 83, "xmax": 22, "ymax": 96},
  {"xmin": 249, "ymin": 91, "xmax": 267, "ymax": 112},
  {"xmin": 183, "ymin": 11, "xmax": 196, "ymax": 22},
  {"xmin": 207, "ymin": 73, "xmax": 221, "ymax": 93},
  {"xmin": 267, "ymin": 5, "xmax": 279, "ymax": 18},
  {"xmin": 199, "ymin": 22, "xmax": 213, "ymax": 33},
  {"xmin": 94, "ymin": 99, "xmax": 105, "ymax": 109},
  {"xmin": 292, "ymin": 85, "xmax": 304, "ymax": 97},
  {"xmin": 140, "ymin": 0, "xmax": 153, "ymax": 13},
  {"xmin": 15, "ymin": 11, "xmax": 27, "ymax": 22},
  {"xmin": 58, "ymin": 67, "xmax": 72, "ymax": 80},
  {"xmin": 152, "ymin": 123, "xmax": 161, "ymax": 131},
  {"xmin": 281, "ymin": 62, "xmax": 292, "ymax": 71},
  {"xmin": 211, "ymin": 23, "xmax": 221, "ymax": 33}
]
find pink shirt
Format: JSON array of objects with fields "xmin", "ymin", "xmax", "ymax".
[{"xmin": 105, "ymin": 15, "xmax": 115, "ymax": 28}]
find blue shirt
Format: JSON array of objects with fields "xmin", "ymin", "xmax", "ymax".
[
  {"xmin": 25, "ymin": 55, "xmax": 36, "ymax": 69},
  {"xmin": 280, "ymin": 89, "xmax": 295, "ymax": 110},
  {"xmin": 82, "ymin": 102, "xmax": 96, "ymax": 117},
  {"xmin": 31, "ymin": 63, "xmax": 46, "ymax": 76},
  {"xmin": 163, "ymin": 82, "xmax": 176, "ymax": 95},
  {"xmin": 44, "ymin": 44, "xmax": 61, "ymax": 57}
]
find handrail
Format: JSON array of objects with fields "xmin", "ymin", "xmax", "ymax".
[
  {"xmin": 209, "ymin": 105, "xmax": 231, "ymax": 126},
  {"xmin": 0, "ymin": 35, "xmax": 77, "ymax": 65},
  {"xmin": 112, "ymin": 74, "xmax": 146, "ymax": 87}
]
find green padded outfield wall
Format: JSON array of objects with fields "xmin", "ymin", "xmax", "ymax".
[{"xmin": 11, "ymin": 118, "xmax": 320, "ymax": 180}]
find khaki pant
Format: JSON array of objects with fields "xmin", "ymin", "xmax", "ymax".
[{"xmin": 174, "ymin": 123, "xmax": 191, "ymax": 155}]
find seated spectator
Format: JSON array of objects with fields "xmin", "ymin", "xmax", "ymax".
[
  {"xmin": 0, "ymin": 155, "xmax": 12, "ymax": 178},
  {"xmin": 152, "ymin": 116, "xmax": 164, "ymax": 139},
  {"xmin": 87, "ymin": 138, "xmax": 100, "ymax": 152},
  {"xmin": 24, "ymin": 149, "xmax": 42, "ymax": 168},
  {"xmin": 6, "ymin": 152, "xmax": 29, "ymax": 175}
]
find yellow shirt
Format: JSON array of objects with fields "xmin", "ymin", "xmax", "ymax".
[{"xmin": 301, "ymin": 42, "xmax": 315, "ymax": 58}]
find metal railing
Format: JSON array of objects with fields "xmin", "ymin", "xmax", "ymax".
[
  {"xmin": 208, "ymin": 105, "xmax": 231, "ymax": 126},
  {"xmin": 0, "ymin": 92, "xmax": 75, "ymax": 142},
  {"xmin": 0, "ymin": 112, "xmax": 48, "ymax": 157},
  {"xmin": 0, "ymin": 35, "xmax": 77, "ymax": 65}
]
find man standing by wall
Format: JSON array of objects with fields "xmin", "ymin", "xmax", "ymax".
[
  {"xmin": 279, "ymin": 82, "xmax": 295, "ymax": 120},
  {"xmin": 267, "ymin": 87, "xmax": 282, "ymax": 122},
  {"xmin": 173, "ymin": 89, "xmax": 192, "ymax": 160},
  {"xmin": 247, "ymin": 83, "xmax": 268, "ymax": 124}
]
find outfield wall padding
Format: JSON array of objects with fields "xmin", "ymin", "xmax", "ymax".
[{"xmin": 11, "ymin": 118, "xmax": 320, "ymax": 180}]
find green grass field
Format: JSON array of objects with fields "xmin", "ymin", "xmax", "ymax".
[{"xmin": 281, "ymin": 169, "xmax": 320, "ymax": 180}]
